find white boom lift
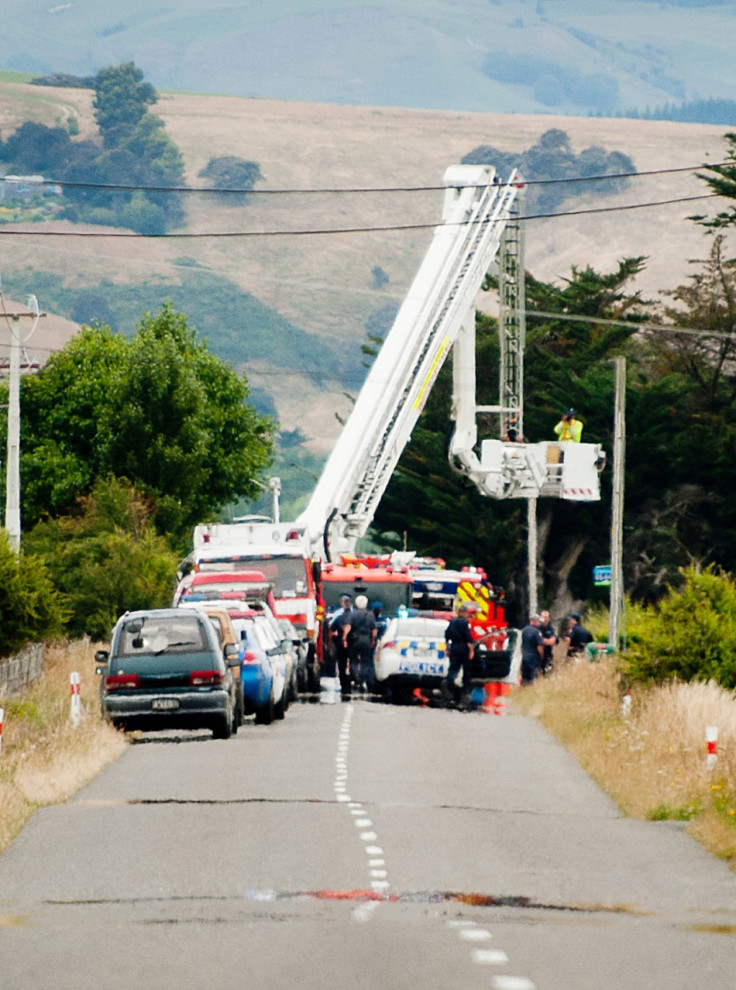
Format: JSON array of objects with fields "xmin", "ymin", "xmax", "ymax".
[{"xmin": 296, "ymin": 164, "xmax": 605, "ymax": 560}]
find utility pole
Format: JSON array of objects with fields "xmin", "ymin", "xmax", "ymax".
[
  {"xmin": 268, "ymin": 477, "xmax": 281, "ymax": 524},
  {"xmin": 609, "ymin": 356, "xmax": 626, "ymax": 648},
  {"xmin": 527, "ymin": 496, "xmax": 538, "ymax": 616},
  {"xmin": 2, "ymin": 289, "xmax": 42, "ymax": 553}
]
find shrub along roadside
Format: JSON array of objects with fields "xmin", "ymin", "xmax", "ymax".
[
  {"xmin": 621, "ymin": 566, "xmax": 736, "ymax": 689},
  {"xmin": 0, "ymin": 640, "xmax": 126, "ymax": 855},
  {"xmin": 513, "ymin": 655, "xmax": 736, "ymax": 870},
  {"xmin": 0, "ymin": 531, "xmax": 67, "ymax": 657}
]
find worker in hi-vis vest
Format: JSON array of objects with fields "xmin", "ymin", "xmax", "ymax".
[{"xmin": 553, "ymin": 407, "xmax": 583, "ymax": 443}]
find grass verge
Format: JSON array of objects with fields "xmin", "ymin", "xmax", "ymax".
[
  {"xmin": 0, "ymin": 641, "xmax": 127, "ymax": 855},
  {"xmin": 512, "ymin": 655, "xmax": 736, "ymax": 870}
]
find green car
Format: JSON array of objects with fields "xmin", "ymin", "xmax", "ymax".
[{"xmin": 96, "ymin": 608, "xmax": 241, "ymax": 739}]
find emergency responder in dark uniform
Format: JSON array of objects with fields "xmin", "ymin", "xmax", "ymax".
[
  {"xmin": 565, "ymin": 613, "xmax": 594, "ymax": 660},
  {"xmin": 521, "ymin": 614, "xmax": 544, "ymax": 684},
  {"xmin": 539, "ymin": 609, "xmax": 558, "ymax": 674},
  {"xmin": 443, "ymin": 603, "xmax": 475, "ymax": 708},
  {"xmin": 347, "ymin": 594, "xmax": 378, "ymax": 695},
  {"xmin": 329, "ymin": 595, "xmax": 353, "ymax": 698}
]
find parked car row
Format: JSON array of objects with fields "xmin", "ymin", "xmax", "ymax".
[{"xmin": 96, "ymin": 579, "xmax": 303, "ymax": 737}]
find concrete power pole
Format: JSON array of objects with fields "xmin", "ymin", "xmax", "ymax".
[
  {"xmin": 527, "ymin": 496, "xmax": 538, "ymax": 616},
  {"xmin": 609, "ymin": 356, "xmax": 626, "ymax": 648},
  {"xmin": 3, "ymin": 291, "xmax": 42, "ymax": 553}
]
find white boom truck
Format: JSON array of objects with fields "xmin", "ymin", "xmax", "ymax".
[
  {"xmin": 187, "ymin": 163, "xmax": 605, "ymax": 665},
  {"xmin": 296, "ymin": 163, "xmax": 605, "ymax": 561}
]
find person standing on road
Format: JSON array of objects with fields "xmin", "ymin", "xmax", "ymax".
[
  {"xmin": 329, "ymin": 595, "xmax": 353, "ymax": 699},
  {"xmin": 348, "ymin": 594, "xmax": 378, "ymax": 696},
  {"xmin": 521, "ymin": 614, "xmax": 544, "ymax": 684},
  {"xmin": 565, "ymin": 613, "xmax": 594, "ymax": 661},
  {"xmin": 539, "ymin": 609, "xmax": 558, "ymax": 675},
  {"xmin": 443, "ymin": 603, "xmax": 475, "ymax": 708},
  {"xmin": 371, "ymin": 600, "xmax": 387, "ymax": 642}
]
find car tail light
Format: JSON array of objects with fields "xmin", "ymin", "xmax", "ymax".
[
  {"xmin": 242, "ymin": 650, "xmax": 260, "ymax": 664},
  {"xmin": 189, "ymin": 670, "xmax": 224, "ymax": 686},
  {"xmin": 105, "ymin": 674, "xmax": 140, "ymax": 691}
]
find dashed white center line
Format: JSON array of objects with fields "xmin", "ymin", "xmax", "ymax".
[
  {"xmin": 334, "ymin": 704, "xmax": 391, "ymax": 915},
  {"xmin": 447, "ymin": 919, "xmax": 535, "ymax": 986},
  {"xmin": 460, "ymin": 927, "xmax": 493, "ymax": 941},
  {"xmin": 473, "ymin": 949, "xmax": 510, "ymax": 965}
]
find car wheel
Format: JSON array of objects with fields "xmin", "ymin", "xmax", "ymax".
[
  {"xmin": 212, "ymin": 705, "xmax": 233, "ymax": 739},
  {"xmin": 255, "ymin": 695, "xmax": 274, "ymax": 725}
]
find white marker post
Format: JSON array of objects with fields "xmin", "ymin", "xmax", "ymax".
[
  {"xmin": 706, "ymin": 725, "xmax": 718, "ymax": 770},
  {"xmin": 70, "ymin": 672, "xmax": 82, "ymax": 728},
  {"xmin": 0, "ymin": 707, "xmax": 4, "ymax": 753}
]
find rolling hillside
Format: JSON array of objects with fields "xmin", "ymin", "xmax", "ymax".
[
  {"xmin": 1, "ymin": 1, "xmax": 735, "ymax": 117},
  {"xmin": 0, "ymin": 77, "xmax": 732, "ymax": 457}
]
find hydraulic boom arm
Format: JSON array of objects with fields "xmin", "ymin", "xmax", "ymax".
[{"xmin": 297, "ymin": 165, "xmax": 521, "ymax": 558}]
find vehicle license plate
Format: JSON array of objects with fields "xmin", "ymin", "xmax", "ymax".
[
  {"xmin": 152, "ymin": 698, "xmax": 180, "ymax": 710},
  {"xmin": 398, "ymin": 656, "xmax": 443, "ymax": 675}
]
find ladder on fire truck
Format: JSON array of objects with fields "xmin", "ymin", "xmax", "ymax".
[{"xmin": 297, "ymin": 164, "xmax": 605, "ymax": 560}]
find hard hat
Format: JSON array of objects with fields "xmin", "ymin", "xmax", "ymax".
[
  {"xmin": 355, "ymin": 594, "xmax": 368, "ymax": 609},
  {"xmin": 566, "ymin": 407, "xmax": 576, "ymax": 417}
]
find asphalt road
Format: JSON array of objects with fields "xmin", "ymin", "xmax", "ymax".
[{"xmin": 1, "ymin": 697, "xmax": 734, "ymax": 990}]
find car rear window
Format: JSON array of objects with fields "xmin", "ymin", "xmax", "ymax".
[
  {"xmin": 117, "ymin": 615, "xmax": 208, "ymax": 657},
  {"xmin": 391, "ymin": 619, "xmax": 448, "ymax": 640}
]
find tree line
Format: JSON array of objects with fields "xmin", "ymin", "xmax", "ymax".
[
  {"xmin": 0, "ymin": 63, "xmax": 262, "ymax": 234},
  {"xmin": 373, "ymin": 134, "xmax": 736, "ymax": 632}
]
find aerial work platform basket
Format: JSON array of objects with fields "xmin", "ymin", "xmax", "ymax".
[{"xmin": 476, "ymin": 440, "xmax": 606, "ymax": 501}]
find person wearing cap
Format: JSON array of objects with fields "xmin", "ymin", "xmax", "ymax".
[
  {"xmin": 521, "ymin": 614, "xmax": 544, "ymax": 684},
  {"xmin": 565, "ymin": 613, "xmax": 594, "ymax": 661},
  {"xmin": 347, "ymin": 594, "xmax": 378, "ymax": 696},
  {"xmin": 371, "ymin": 600, "xmax": 387, "ymax": 641},
  {"xmin": 442, "ymin": 602, "xmax": 475, "ymax": 708},
  {"xmin": 553, "ymin": 407, "xmax": 583, "ymax": 443},
  {"xmin": 329, "ymin": 595, "xmax": 353, "ymax": 698}
]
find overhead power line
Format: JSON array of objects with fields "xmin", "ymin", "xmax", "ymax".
[
  {"xmin": 526, "ymin": 309, "xmax": 736, "ymax": 340},
  {"xmin": 0, "ymin": 160, "xmax": 728, "ymax": 196},
  {"xmin": 0, "ymin": 192, "xmax": 720, "ymax": 239}
]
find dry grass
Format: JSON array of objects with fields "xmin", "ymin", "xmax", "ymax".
[
  {"xmin": 513, "ymin": 656, "xmax": 736, "ymax": 869},
  {"xmin": 0, "ymin": 641, "xmax": 127, "ymax": 853}
]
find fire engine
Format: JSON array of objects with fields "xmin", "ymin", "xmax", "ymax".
[{"xmin": 187, "ymin": 163, "xmax": 605, "ymax": 683}]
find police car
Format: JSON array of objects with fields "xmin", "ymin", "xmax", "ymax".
[{"xmin": 374, "ymin": 613, "xmax": 457, "ymax": 704}]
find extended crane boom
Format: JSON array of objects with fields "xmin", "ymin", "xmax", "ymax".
[{"xmin": 297, "ymin": 165, "xmax": 524, "ymax": 558}]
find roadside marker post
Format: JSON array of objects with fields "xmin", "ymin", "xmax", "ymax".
[
  {"xmin": 0, "ymin": 707, "xmax": 4, "ymax": 753},
  {"xmin": 70, "ymin": 672, "xmax": 82, "ymax": 727},
  {"xmin": 706, "ymin": 725, "xmax": 718, "ymax": 770}
]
